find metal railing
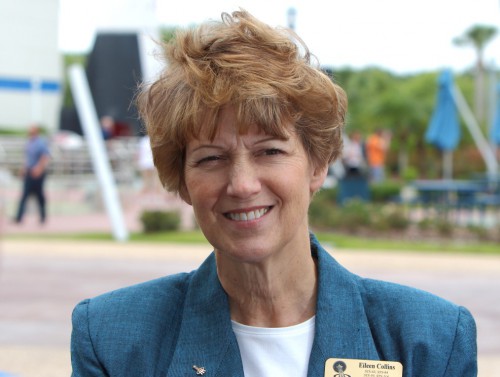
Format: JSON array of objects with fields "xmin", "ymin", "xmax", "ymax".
[{"xmin": 0, "ymin": 135, "xmax": 140, "ymax": 187}]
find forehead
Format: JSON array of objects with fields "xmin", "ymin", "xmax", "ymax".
[
  {"xmin": 192, "ymin": 105, "xmax": 293, "ymax": 143},
  {"xmin": 187, "ymin": 125, "xmax": 294, "ymax": 154}
]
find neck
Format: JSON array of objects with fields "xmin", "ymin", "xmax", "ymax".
[{"xmin": 216, "ymin": 239, "xmax": 318, "ymax": 327}]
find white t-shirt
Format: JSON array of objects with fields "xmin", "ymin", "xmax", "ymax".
[{"xmin": 231, "ymin": 316, "xmax": 315, "ymax": 377}]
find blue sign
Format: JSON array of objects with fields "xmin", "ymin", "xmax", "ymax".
[{"xmin": 0, "ymin": 76, "xmax": 60, "ymax": 92}]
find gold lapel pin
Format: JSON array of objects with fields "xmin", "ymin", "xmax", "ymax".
[{"xmin": 192, "ymin": 365, "xmax": 206, "ymax": 375}]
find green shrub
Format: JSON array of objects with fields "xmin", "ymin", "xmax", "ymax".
[
  {"xmin": 435, "ymin": 218, "xmax": 454, "ymax": 236},
  {"xmin": 401, "ymin": 166, "xmax": 419, "ymax": 182},
  {"xmin": 315, "ymin": 187, "xmax": 338, "ymax": 202},
  {"xmin": 310, "ymin": 187, "xmax": 374, "ymax": 232},
  {"xmin": 310, "ymin": 194, "xmax": 414, "ymax": 234},
  {"xmin": 140, "ymin": 210, "xmax": 181, "ymax": 233},
  {"xmin": 370, "ymin": 181, "xmax": 403, "ymax": 202},
  {"xmin": 309, "ymin": 188, "xmax": 338, "ymax": 228},
  {"xmin": 467, "ymin": 224, "xmax": 490, "ymax": 241},
  {"xmin": 372, "ymin": 204, "xmax": 410, "ymax": 231},
  {"xmin": 417, "ymin": 218, "xmax": 433, "ymax": 230},
  {"xmin": 327, "ymin": 199, "xmax": 373, "ymax": 232}
]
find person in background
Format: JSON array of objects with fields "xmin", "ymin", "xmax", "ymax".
[
  {"xmin": 365, "ymin": 128, "xmax": 391, "ymax": 183},
  {"xmin": 338, "ymin": 130, "xmax": 370, "ymax": 204},
  {"xmin": 136, "ymin": 134, "xmax": 161, "ymax": 194},
  {"xmin": 100, "ymin": 115, "xmax": 115, "ymax": 141},
  {"xmin": 70, "ymin": 10, "xmax": 476, "ymax": 377},
  {"xmin": 342, "ymin": 130, "xmax": 365, "ymax": 177},
  {"xmin": 13, "ymin": 124, "xmax": 50, "ymax": 224}
]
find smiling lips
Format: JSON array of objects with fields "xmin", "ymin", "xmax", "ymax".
[{"xmin": 225, "ymin": 207, "xmax": 270, "ymax": 221}]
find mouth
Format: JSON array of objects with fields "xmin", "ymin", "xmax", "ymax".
[{"xmin": 224, "ymin": 206, "xmax": 272, "ymax": 221}]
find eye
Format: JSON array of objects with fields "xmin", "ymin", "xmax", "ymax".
[
  {"xmin": 196, "ymin": 155, "xmax": 223, "ymax": 165},
  {"xmin": 264, "ymin": 148, "xmax": 284, "ymax": 156}
]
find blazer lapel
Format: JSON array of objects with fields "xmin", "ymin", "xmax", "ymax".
[
  {"xmin": 165, "ymin": 253, "xmax": 245, "ymax": 377},
  {"xmin": 307, "ymin": 237, "xmax": 380, "ymax": 376},
  {"xmin": 159, "ymin": 236, "xmax": 380, "ymax": 377}
]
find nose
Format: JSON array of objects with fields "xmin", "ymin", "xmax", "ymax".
[{"xmin": 226, "ymin": 158, "xmax": 261, "ymax": 198}]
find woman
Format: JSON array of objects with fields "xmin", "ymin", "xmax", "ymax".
[{"xmin": 70, "ymin": 10, "xmax": 477, "ymax": 377}]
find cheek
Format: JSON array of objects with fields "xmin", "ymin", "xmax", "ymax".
[
  {"xmin": 184, "ymin": 172, "xmax": 221, "ymax": 208},
  {"xmin": 187, "ymin": 187, "xmax": 212, "ymax": 222},
  {"xmin": 183, "ymin": 171, "xmax": 201, "ymax": 206},
  {"xmin": 276, "ymin": 163, "xmax": 314, "ymax": 193}
]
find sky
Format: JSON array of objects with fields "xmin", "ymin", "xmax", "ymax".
[{"xmin": 58, "ymin": 0, "xmax": 500, "ymax": 75}]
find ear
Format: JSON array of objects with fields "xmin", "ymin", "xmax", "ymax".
[{"xmin": 309, "ymin": 164, "xmax": 329, "ymax": 194}]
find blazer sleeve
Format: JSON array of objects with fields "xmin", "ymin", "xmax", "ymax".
[
  {"xmin": 443, "ymin": 306, "xmax": 478, "ymax": 377},
  {"xmin": 71, "ymin": 299, "xmax": 109, "ymax": 377}
]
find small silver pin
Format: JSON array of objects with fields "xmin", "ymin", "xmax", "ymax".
[{"xmin": 192, "ymin": 365, "xmax": 206, "ymax": 375}]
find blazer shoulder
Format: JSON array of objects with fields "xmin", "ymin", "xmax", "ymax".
[
  {"xmin": 71, "ymin": 272, "xmax": 194, "ymax": 376},
  {"xmin": 90, "ymin": 273, "xmax": 191, "ymax": 305},
  {"xmin": 359, "ymin": 277, "xmax": 467, "ymax": 332},
  {"xmin": 360, "ymin": 277, "xmax": 458, "ymax": 310},
  {"xmin": 358, "ymin": 277, "xmax": 477, "ymax": 375},
  {"xmin": 79, "ymin": 271, "xmax": 192, "ymax": 320}
]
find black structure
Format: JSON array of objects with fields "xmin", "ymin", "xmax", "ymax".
[{"xmin": 60, "ymin": 32, "xmax": 144, "ymax": 136}]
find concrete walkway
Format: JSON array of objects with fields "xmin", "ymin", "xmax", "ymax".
[
  {"xmin": 1, "ymin": 185, "xmax": 195, "ymax": 236},
  {"xmin": 0, "ymin": 239, "xmax": 499, "ymax": 377}
]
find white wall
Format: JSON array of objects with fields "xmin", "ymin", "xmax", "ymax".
[{"xmin": 0, "ymin": 0, "xmax": 62, "ymax": 132}]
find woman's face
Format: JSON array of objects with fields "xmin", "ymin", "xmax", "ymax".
[{"xmin": 183, "ymin": 107, "xmax": 327, "ymax": 264}]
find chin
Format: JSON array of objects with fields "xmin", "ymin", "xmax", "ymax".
[{"xmin": 214, "ymin": 242, "xmax": 274, "ymax": 265}]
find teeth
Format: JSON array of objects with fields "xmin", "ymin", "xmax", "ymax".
[{"xmin": 227, "ymin": 208, "xmax": 268, "ymax": 221}]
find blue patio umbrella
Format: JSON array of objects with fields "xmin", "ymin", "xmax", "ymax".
[
  {"xmin": 425, "ymin": 70, "xmax": 461, "ymax": 179},
  {"xmin": 491, "ymin": 83, "xmax": 500, "ymax": 146}
]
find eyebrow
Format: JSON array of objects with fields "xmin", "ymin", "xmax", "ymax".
[
  {"xmin": 188, "ymin": 144, "xmax": 224, "ymax": 154},
  {"xmin": 188, "ymin": 135, "xmax": 288, "ymax": 154}
]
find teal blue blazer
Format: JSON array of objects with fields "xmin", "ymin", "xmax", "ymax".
[{"xmin": 71, "ymin": 235, "xmax": 477, "ymax": 376}]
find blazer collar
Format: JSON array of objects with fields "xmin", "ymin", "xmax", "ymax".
[
  {"xmin": 166, "ymin": 253, "xmax": 244, "ymax": 377},
  {"xmin": 307, "ymin": 235, "xmax": 379, "ymax": 376},
  {"xmin": 166, "ymin": 235, "xmax": 379, "ymax": 377}
]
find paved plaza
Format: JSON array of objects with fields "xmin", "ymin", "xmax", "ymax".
[{"xmin": 0, "ymin": 237, "xmax": 499, "ymax": 377}]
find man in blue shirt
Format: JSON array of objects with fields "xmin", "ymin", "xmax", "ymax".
[{"xmin": 14, "ymin": 125, "xmax": 50, "ymax": 224}]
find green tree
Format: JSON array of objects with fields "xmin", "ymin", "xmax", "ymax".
[
  {"xmin": 160, "ymin": 27, "xmax": 178, "ymax": 43},
  {"xmin": 62, "ymin": 54, "xmax": 87, "ymax": 108},
  {"xmin": 333, "ymin": 67, "xmax": 476, "ymax": 179},
  {"xmin": 453, "ymin": 25, "xmax": 497, "ymax": 123},
  {"xmin": 373, "ymin": 73, "xmax": 437, "ymax": 177}
]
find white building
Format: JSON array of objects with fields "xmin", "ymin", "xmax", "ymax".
[{"xmin": 0, "ymin": 0, "xmax": 62, "ymax": 132}]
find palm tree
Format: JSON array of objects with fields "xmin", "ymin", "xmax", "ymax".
[{"xmin": 454, "ymin": 25, "xmax": 497, "ymax": 124}]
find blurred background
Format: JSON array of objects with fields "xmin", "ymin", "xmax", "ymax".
[
  {"xmin": 1, "ymin": 0, "xmax": 500, "ymax": 238},
  {"xmin": 1, "ymin": 0, "xmax": 500, "ymax": 163}
]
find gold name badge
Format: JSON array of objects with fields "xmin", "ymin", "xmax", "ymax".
[{"xmin": 324, "ymin": 358, "xmax": 403, "ymax": 377}]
